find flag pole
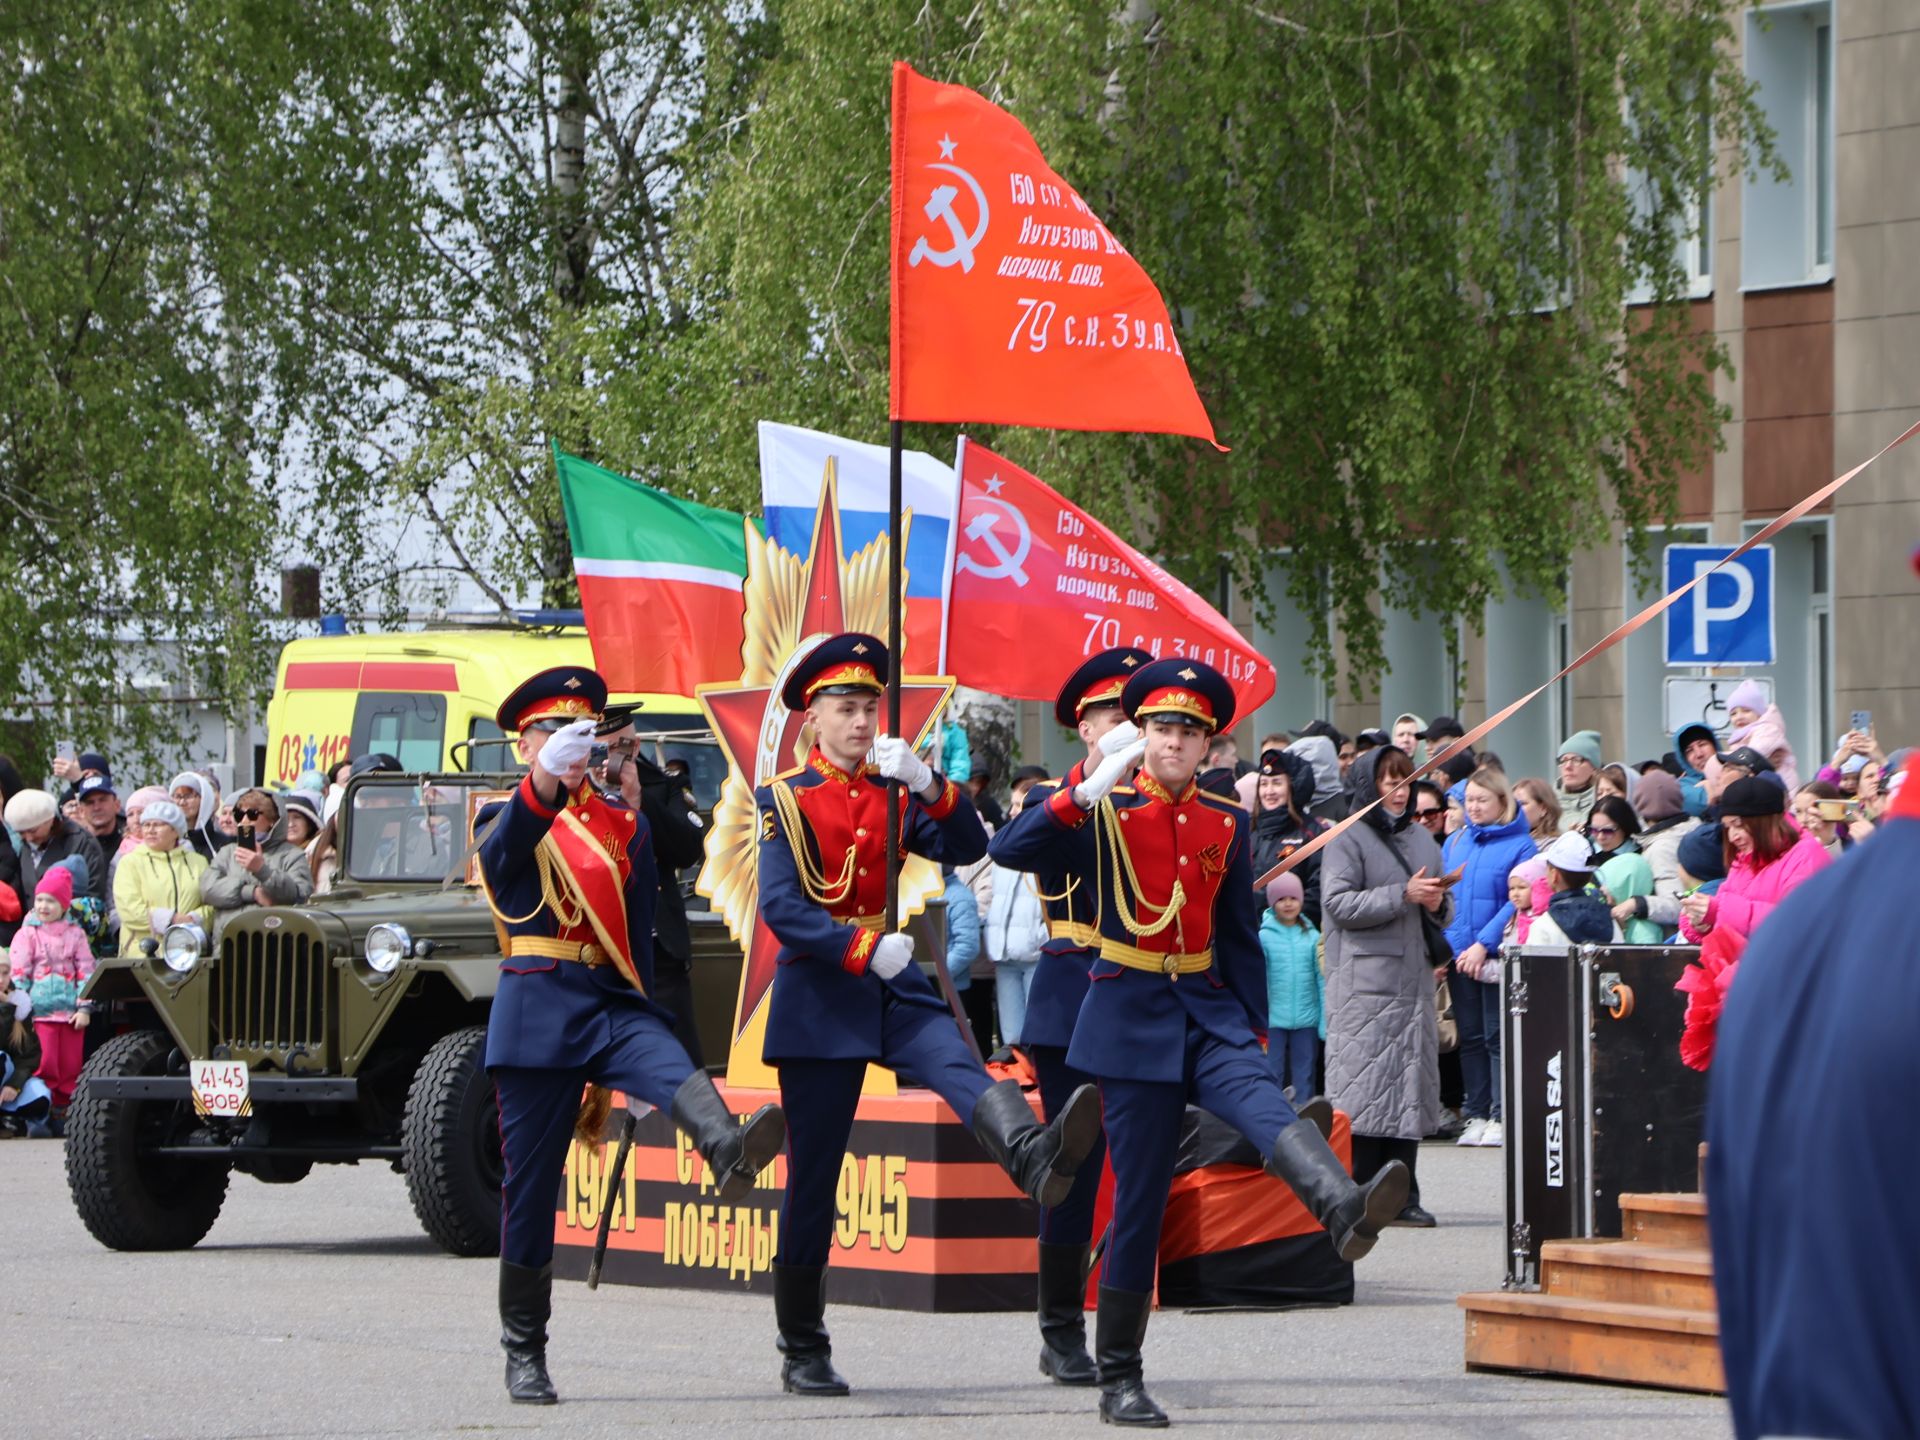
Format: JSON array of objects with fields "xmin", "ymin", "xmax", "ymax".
[{"xmin": 885, "ymin": 419, "xmax": 904, "ymax": 935}]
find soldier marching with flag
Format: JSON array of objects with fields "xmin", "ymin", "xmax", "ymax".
[{"xmin": 752, "ymin": 632, "xmax": 1102, "ymax": 1397}]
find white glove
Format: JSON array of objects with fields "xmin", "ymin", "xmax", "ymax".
[
  {"xmin": 1098, "ymin": 720, "xmax": 1141, "ymax": 758},
  {"xmin": 872, "ymin": 735, "xmax": 935, "ymax": 797},
  {"xmin": 1074, "ymin": 739, "xmax": 1147, "ymax": 808},
  {"xmin": 870, "ymin": 932, "xmax": 915, "ymax": 979},
  {"xmin": 9, "ymin": 990, "xmax": 30, "ymax": 1021},
  {"xmin": 534, "ymin": 718, "xmax": 597, "ymax": 779}
]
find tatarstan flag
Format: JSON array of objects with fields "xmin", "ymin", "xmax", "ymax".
[{"xmin": 554, "ymin": 446, "xmax": 751, "ymax": 696}]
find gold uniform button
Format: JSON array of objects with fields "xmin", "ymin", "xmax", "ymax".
[
  {"xmin": 1179, "ymin": 855, "xmax": 1189, "ymax": 866},
  {"xmin": 858, "ymin": 867, "xmax": 869, "ymax": 876},
  {"xmin": 1177, "ymin": 814, "xmax": 1188, "ymax": 824},
  {"xmin": 856, "ymin": 827, "xmax": 868, "ymax": 837}
]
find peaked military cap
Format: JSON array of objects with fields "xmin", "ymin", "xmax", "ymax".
[
  {"xmin": 1121, "ymin": 657, "xmax": 1236, "ymax": 734},
  {"xmin": 781, "ymin": 632, "xmax": 889, "ymax": 712},
  {"xmin": 1054, "ymin": 646, "xmax": 1156, "ymax": 729},
  {"xmin": 495, "ymin": 665, "xmax": 608, "ymax": 732}
]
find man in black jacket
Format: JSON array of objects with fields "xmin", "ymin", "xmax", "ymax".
[
  {"xmin": 595, "ymin": 708, "xmax": 709, "ymax": 1066},
  {"xmin": 5, "ymin": 789, "xmax": 107, "ymax": 905}
]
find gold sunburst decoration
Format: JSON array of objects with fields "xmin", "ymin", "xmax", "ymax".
[{"xmin": 695, "ymin": 459, "xmax": 957, "ymax": 1088}]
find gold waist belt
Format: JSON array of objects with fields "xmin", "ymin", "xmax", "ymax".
[
  {"xmin": 1047, "ymin": 919, "xmax": 1099, "ymax": 948},
  {"xmin": 844, "ymin": 914, "xmax": 886, "ymax": 932},
  {"xmin": 1099, "ymin": 939, "xmax": 1214, "ymax": 976},
  {"xmin": 507, "ymin": 936, "xmax": 610, "ymax": 967}
]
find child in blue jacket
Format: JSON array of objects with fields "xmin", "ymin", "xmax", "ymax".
[{"xmin": 1259, "ymin": 873, "xmax": 1324, "ymax": 1100}]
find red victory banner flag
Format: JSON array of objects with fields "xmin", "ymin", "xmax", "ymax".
[
  {"xmin": 944, "ymin": 439, "xmax": 1274, "ymax": 715},
  {"xmin": 889, "ymin": 61, "xmax": 1221, "ymax": 448}
]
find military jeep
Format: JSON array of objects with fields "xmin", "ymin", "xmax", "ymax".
[{"xmin": 66, "ymin": 772, "xmax": 523, "ymax": 1254}]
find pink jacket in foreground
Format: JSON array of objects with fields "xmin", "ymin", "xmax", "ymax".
[{"xmin": 1680, "ymin": 827, "xmax": 1831, "ymax": 945}]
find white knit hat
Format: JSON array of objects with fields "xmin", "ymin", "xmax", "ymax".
[
  {"xmin": 1542, "ymin": 830, "xmax": 1598, "ymax": 874},
  {"xmin": 3, "ymin": 788, "xmax": 57, "ymax": 831}
]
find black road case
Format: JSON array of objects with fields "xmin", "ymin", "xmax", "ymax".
[{"xmin": 1499, "ymin": 943, "xmax": 1710, "ymax": 1289}]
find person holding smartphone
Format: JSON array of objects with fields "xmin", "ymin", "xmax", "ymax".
[{"xmin": 199, "ymin": 788, "xmax": 315, "ymax": 929}]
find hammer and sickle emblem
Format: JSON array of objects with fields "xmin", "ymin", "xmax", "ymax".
[
  {"xmin": 955, "ymin": 495, "xmax": 1034, "ymax": 587},
  {"xmin": 908, "ymin": 163, "xmax": 990, "ymax": 274}
]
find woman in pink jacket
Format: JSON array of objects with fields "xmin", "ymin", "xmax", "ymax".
[{"xmin": 1680, "ymin": 778, "xmax": 1831, "ymax": 945}]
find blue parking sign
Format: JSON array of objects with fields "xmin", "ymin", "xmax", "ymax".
[{"xmin": 1664, "ymin": 544, "xmax": 1774, "ymax": 666}]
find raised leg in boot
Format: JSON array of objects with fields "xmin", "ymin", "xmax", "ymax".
[
  {"xmin": 1095, "ymin": 1286, "xmax": 1168, "ymax": 1427},
  {"xmin": 1266, "ymin": 1119, "xmax": 1408, "ymax": 1261},
  {"xmin": 669, "ymin": 1072, "xmax": 785, "ymax": 1203},
  {"xmin": 1037, "ymin": 1242, "xmax": 1097, "ymax": 1385},
  {"xmin": 774, "ymin": 1263, "xmax": 849, "ymax": 1396},
  {"xmin": 970, "ymin": 1079, "xmax": 1101, "ymax": 1208},
  {"xmin": 498, "ymin": 1261, "xmax": 557, "ymax": 1405}
]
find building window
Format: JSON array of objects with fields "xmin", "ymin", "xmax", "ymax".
[
  {"xmin": 1742, "ymin": 2, "xmax": 1835, "ymax": 290},
  {"xmin": 1625, "ymin": 103, "xmax": 1715, "ymax": 303}
]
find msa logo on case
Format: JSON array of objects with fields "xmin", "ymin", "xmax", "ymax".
[{"xmin": 1544, "ymin": 1051, "xmax": 1564, "ymax": 1189}]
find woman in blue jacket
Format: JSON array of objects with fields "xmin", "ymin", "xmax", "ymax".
[{"xmin": 1441, "ymin": 768, "xmax": 1539, "ymax": 1148}]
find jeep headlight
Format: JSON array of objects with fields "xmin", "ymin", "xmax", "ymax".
[
  {"xmin": 161, "ymin": 924, "xmax": 205, "ymax": 975},
  {"xmin": 364, "ymin": 923, "xmax": 412, "ymax": 976}
]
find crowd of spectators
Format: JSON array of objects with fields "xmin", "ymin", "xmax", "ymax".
[
  {"xmin": 1, "ymin": 688, "xmax": 1902, "ymax": 1165},
  {"xmin": 0, "ymin": 748, "xmax": 334, "ymax": 1137}
]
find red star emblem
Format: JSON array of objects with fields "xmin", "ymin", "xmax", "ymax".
[{"xmin": 700, "ymin": 489, "xmax": 952, "ymax": 1042}]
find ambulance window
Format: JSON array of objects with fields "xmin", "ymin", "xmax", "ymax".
[
  {"xmin": 466, "ymin": 716, "xmax": 517, "ymax": 772},
  {"xmin": 351, "ymin": 692, "xmax": 446, "ymax": 772}
]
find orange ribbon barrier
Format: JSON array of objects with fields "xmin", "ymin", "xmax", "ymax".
[{"xmin": 1255, "ymin": 419, "xmax": 1920, "ymax": 891}]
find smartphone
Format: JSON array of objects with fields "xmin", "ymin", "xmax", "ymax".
[
  {"xmin": 237, "ymin": 823, "xmax": 259, "ymax": 853},
  {"xmin": 1851, "ymin": 710, "xmax": 1872, "ymax": 735},
  {"xmin": 55, "ymin": 738, "xmax": 76, "ymax": 764},
  {"xmin": 1817, "ymin": 799, "xmax": 1862, "ymax": 824}
]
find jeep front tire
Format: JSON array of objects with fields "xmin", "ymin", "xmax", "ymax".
[{"xmin": 402, "ymin": 1025, "xmax": 503, "ymax": 1256}]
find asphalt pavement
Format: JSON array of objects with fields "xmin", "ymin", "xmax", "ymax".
[{"xmin": 0, "ymin": 1135, "xmax": 1730, "ymax": 1439}]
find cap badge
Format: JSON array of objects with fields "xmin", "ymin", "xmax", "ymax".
[{"xmin": 1177, "ymin": 667, "xmax": 1197, "ymax": 681}]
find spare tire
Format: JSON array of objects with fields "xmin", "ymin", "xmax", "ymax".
[
  {"xmin": 65, "ymin": 1029, "xmax": 231, "ymax": 1251},
  {"xmin": 402, "ymin": 1025, "xmax": 502, "ymax": 1256}
]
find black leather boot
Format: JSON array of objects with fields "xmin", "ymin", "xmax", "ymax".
[
  {"xmin": 774, "ymin": 1263, "xmax": 849, "ymax": 1395},
  {"xmin": 1036, "ymin": 1242, "xmax": 1097, "ymax": 1385},
  {"xmin": 670, "ymin": 1072, "xmax": 786, "ymax": 1203},
  {"xmin": 971, "ymin": 1079, "xmax": 1101, "ymax": 1209},
  {"xmin": 1295, "ymin": 1095, "xmax": 1334, "ymax": 1139},
  {"xmin": 1095, "ymin": 1285, "xmax": 1167, "ymax": 1427},
  {"xmin": 1264, "ymin": 1118, "xmax": 1408, "ymax": 1262},
  {"xmin": 498, "ymin": 1261, "xmax": 557, "ymax": 1404}
]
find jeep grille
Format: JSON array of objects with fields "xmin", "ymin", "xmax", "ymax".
[{"xmin": 212, "ymin": 925, "xmax": 331, "ymax": 1069}]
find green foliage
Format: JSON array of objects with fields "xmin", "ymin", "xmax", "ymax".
[
  {"xmin": 0, "ymin": 0, "xmax": 276, "ymax": 769},
  {"xmin": 660, "ymin": 0, "xmax": 1769, "ymax": 690}
]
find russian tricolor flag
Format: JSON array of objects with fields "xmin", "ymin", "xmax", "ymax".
[{"xmin": 757, "ymin": 422, "xmax": 958, "ymax": 672}]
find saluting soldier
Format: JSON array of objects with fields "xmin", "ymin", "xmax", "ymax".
[
  {"xmin": 755, "ymin": 633, "xmax": 1101, "ymax": 1397},
  {"xmin": 479, "ymin": 668, "xmax": 785, "ymax": 1406},
  {"xmin": 989, "ymin": 658, "xmax": 1407, "ymax": 1428}
]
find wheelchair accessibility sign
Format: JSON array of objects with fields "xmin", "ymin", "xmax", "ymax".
[{"xmin": 1664, "ymin": 544, "xmax": 1775, "ymax": 666}]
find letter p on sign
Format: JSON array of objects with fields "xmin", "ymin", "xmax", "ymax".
[{"xmin": 1664, "ymin": 543, "xmax": 1775, "ymax": 666}]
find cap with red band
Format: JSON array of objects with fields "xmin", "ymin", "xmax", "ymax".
[
  {"xmin": 494, "ymin": 666, "xmax": 609, "ymax": 732},
  {"xmin": 1121, "ymin": 657, "xmax": 1237, "ymax": 734},
  {"xmin": 1053, "ymin": 646, "xmax": 1156, "ymax": 729}
]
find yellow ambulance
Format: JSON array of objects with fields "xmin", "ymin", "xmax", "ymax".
[{"xmin": 263, "ymin": 623, "xmax": 724, "ymax": 802}]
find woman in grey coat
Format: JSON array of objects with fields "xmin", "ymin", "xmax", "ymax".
[
  {"xmin": 1322, "ymin": 745, "xmax": 1451, "ymax": 1227},
  {"xmin": 200, "ymin": 789, "xmax": 315, "ymax": 933}
]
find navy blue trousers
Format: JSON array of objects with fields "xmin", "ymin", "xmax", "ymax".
[
  {"xmin": 1029, "ymin": 1042, "xmax": 1105, "ymax": 1247},
  {"xmin": 1098, "ymin": 1025, "xmax": 1299, "ymax": 1293},
  {"xmin": 492, "ymin": 1009, "xmax": 697, "ymax": 1269},
  {"xmin": 775, "ymin": 994, "xmax": 991, "ymax": 1268}
]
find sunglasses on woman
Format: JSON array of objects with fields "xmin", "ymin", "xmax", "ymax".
[
  {"xmin": 1586, "ymin": 823, "xmax": 1620, "ymax": 838},
  {"xmin": 233, "ymin": 807, "xmax": 268, "ymax": 821},
  {"xmin": 1414, "ymin": 808, "xmax": 1445, "ymax": 824}
]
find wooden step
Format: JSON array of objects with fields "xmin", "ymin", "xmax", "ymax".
[
  {"xmin": 1620, "ymin": 1192, "xmax": 1708, "ymax": 1249},
  {"xmin": 1538, "ymin": 1240, "xmax": 1716, "ymax": 1312},
  {"xmin": 1460, "ymin": 1291, "xmax": 1724, "ymax": 1394}
]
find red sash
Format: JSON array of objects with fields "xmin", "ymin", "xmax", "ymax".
[{"xmin": 545, "ymin": 801, "xmax": 643, "ymax": 995}]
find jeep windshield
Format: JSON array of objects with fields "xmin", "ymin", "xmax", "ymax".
[{"xmin": 344, "ymin": 778, "xmax": 492, "ymax": 884}]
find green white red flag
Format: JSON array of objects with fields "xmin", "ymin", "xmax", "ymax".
[{"xmin": 554, "ymin": 446, "xmax": 750, "ymax": 696}]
